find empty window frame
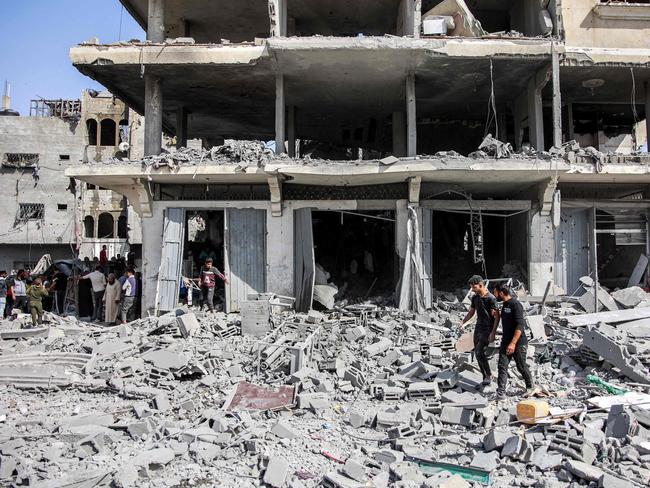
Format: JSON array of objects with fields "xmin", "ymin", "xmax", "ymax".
[
  {"xmin": 87, "ymin": 119, "xmax": 98, "ymax": 146},
  {"xmin": 17, "ymin": 203, "xmax": 45, "ymax": 223},
  {"xmin": 3, "ymin": 153, "xmax": 39, "ymax": 169},
  {"xmin": 100, "ymin": 119, "xmax": 117, "ymax": 146}
]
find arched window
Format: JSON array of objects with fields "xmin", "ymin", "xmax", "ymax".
[
  {"xmin": 117, "ymin": 215, "xmax": 128, "ymax": 239},
  {"xmin": 98, "ymin": 213, "xmax": 114, "ymax": 238},
  {"xmin": 86, "ymin": 119, "xmax": 98, "ymax": 146},
  {"xmin": 100, "ymin": 119, "xmax": 117, "ymax": 147},
  {"xmin": 83, "ymin": 216, "xmax": 95, "ymax": 238}
]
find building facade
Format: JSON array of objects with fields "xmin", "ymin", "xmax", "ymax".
[
  {"xmin": 0, "ymin": 90, "xmax": 142, "ymax": 272},
  {"xmin": 67, "ymin": 1, "xmax": 650, "ymax": 315}
]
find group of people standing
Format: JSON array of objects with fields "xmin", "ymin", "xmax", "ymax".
[{"xmin": 80, "ymin": 266, "xmax": 138, "ymax": 325}]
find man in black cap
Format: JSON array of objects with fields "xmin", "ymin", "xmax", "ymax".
[
  {"xmin": 460, "ymin": 275, "xmax": 500, "ymax": 387},
  {"xmin": 493, "ymin": 283, "xmax": 536, "ymax": 400}
]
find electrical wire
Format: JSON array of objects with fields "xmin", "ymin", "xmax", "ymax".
[
  {"xmin": 118, "ymin": 4, "xmax": 124, "ymax": 41},
  {"xmin": 630, "ymin": 67, "xmax": 639, "ymax": 124},
  {"xmin": 484, "ymin": 58, "xmax": 498, "ymax": 139}
]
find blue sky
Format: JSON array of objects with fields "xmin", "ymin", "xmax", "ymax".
[{"xmin": 1, "ymin": 0, "xmax": 144, "ymax": 116}]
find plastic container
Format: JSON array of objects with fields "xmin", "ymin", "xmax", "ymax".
[{"xmin": 516, "ymin": 399, "xmax": 550, "ymax": 425}]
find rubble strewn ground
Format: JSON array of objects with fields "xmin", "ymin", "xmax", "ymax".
[{"xmin": 2, "ymin": 284, "xmax": 650, "ymax": 488}]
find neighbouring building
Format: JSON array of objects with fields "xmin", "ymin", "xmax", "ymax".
[
  {"xmin": 67, "ymin": 0, "xmax": 650, "ymax": 316},
  {"xmin": 0, "ymin": 88, "xmax": 142, "ymax": 272}
]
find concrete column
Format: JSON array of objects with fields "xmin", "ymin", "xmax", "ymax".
[
  {"xmin": 266, "ymin": 202, "xmax": 293, "ymax": 296},
  {"xmin": 551, "ymin": 43, "xmax": 562, "ymax": 147},
  {"xmin": 567, "ymin": 102, "xmax": 575, "ymax": 141},
  {"xmin": 527, "ymin": 75, "xmax": 544, "ymax": 151},
  {"xmin": 406, "ymin": 73, "xmax": 417, "ymax": 157},
  {"xmin": 144, "ymin": 75, "xmax": 163, "ymax": 156},
  {"xmin": 140, "ymin": 209, "xmax": 162, "ymax": 316},
  {"xmin": 270, "ymin": 0, "xmax": 287, "ymax": 36},
  {"xmin": 176, "ymin": 106, "xmax": 188, "ymax": 149},
  {"xmin": 392, "ymin": 111, "xmax": 407, "ymax": 157},
  {"xmin": 275, "ymin": 73, "xmax": 286, "ymax": 154},
  {"xmin": 645, "ymin": 81, "xmax": 650, "ymax": 152},
  {"xmin": 287, "ymin": 105, "xmax": 296, "ymax": 157},
  {"xmin": 529, "ymin": 206, "xmax": 555, "ymax": 296},
  {"xmin": 147, "ymin": 0, "xmax": 166, "ymax": 43}
]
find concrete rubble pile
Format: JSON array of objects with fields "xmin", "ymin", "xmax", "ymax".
[{"xmin": 1, "ymin": 286, "xmax": 650, "ymax": 488}]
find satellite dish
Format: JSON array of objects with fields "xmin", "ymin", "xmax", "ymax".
[{"xmin": 119, "ymin": 142, "xmax": 130, "ymax": 152}]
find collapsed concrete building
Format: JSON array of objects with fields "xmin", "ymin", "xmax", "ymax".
[
  {"xmin": 66, "ymin": 0, "xmax": 650, "ymax": 316},
  {"xmin": 0, "ymin": 89, "xmax": 143, "ymax": 271}
]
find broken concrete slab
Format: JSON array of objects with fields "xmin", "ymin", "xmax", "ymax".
[{"xmin": 263, "ymin": 456, "xmax": 290, "ymax": 487}]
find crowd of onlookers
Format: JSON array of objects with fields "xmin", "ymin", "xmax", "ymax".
[{"xmin": 0, "ymin": 246, "xmax": 139, "ymax": 327}]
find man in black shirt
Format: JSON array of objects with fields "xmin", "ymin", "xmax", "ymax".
[
  {"xmin": 460, "ymin": 275, "xmax": 500, "ymax": 386},
  {"xmin": 493, "ymin": 283, "xmax": 535, "ymax": 400}
]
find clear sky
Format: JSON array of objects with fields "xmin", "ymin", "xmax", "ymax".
[{"xmin": 1, "ymin": 0, "xmax": 144, "ymax": 116}]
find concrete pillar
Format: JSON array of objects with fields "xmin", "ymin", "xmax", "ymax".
[
  {"xmin": 144, "ymin": 75, "xmax": 163, "ymax": 156},
  {"xmin": 176, "ymin": 106, "xmax": 188, "ymax": 149},
  {"xmin": 266, "ymin": 202, "xmax": 293, "ymax": 296},
  {"xmin": 275, "ymin": 73, "xmax": 286, "ymax": 154},
  {"xmin": 527, "ymin": 75, "xmax": 544, "ymax": 151},
  {"xmin": 140, "ymin": 210, "xmax": 162, "ymax": 316},
  {"xmin": 645, "ymin": 81, "xmax": 650, "ymax": 152},
  {"xmin": 147, "ymin": 0, "xmax": 166, "ymax": 43},
  {"xmin": 406, "ymin": 73, "xmax": 417, "ymax": 157},
  {"xmin": 551, "ymin": 43, "xmax": 562, "ymax": 148},
  {"xmin": 529, "ymin": 207, "xmax": 555, "ymax": 296},
  {"xmin": 270, "ymin": 0, "xmax": 287, "ymax": 36},
  {"xmin": 392, "ymin": 111, "xmax": 407, "ymax": 157},
  {"xmin": 567, "ymin": 102, "xmax": 575, "ymax": 141},
  {"xmin": 287, "ymin": 105, "xmax": 296, "ymax": 157}
]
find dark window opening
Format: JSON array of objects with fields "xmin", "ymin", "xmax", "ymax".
[
  {"xmin": 117, "ymin": 215, "xmax": 128, "ymax": 239},
  {"xmin": 17, "ymin": 203, "xmax": 45, "ymax": 223},
  {"xmin": 3, "ymin": 153, "xmax": 39, "ymax": 169},
  {"xmin": 57, "ymin": 204, "xmax": 68, "ymax": 211},
  {"xmin": 86, "ymin": 119, "xmax": 98, "ymax": 146},
  {"xmin": 84, "ymin": 216, "xmax": 95, "ymax": 238},
  {"xmin": 59, "ymin": 155, "xmax": 70, "ymax": 161},
  {"xmin": 87, "ymin": 183, "xmax": 96, "ymax": 190},
  {"xmin": 98, "ymin": 213, "xmax": 115, "ymax": 238},
  {"xmin": 100, "ymin": 119, "xmax": 117, "ymax": 147}
]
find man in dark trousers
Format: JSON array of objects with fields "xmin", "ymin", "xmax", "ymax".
[
  {"xmin": 493, "ymin": 283, "xmax": 536, "ymax": 400},
  {"xmin": 197, "ymin": 258, "xmax": 228, "ymax": 312},
  {"xmin": 460, "ymin": 275, "xmax": 500, "ymax": 387}
]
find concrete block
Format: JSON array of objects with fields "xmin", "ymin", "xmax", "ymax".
[
  {"xmin": 483, "ymin": 429, "xmax": 509, "ymax": 452},
  {"xmin": 153, "ymin": 393, "xmax": 171, "ymax": 412},
  {"xmin": 501, "ymin": 436, "xmax": 533, "ymax": 462},
  {"xmin": 127, "ymin": 420, "xmax": 153, "ymax": 439},
  {"xmin": 440, "ymin": 406, "xmax": 474, "ymax": 427},
  {"xmin": 364, "ymin": 338, "xmax": 393, "ymax": 357},
  {"xmin": 606, "ymin": 404, "xmax": 638, "ymax": 439},
  {"xmin": 176, "ymin": 313, "xmax": 200, "ymax": 337},
  {"xmin": 598, "ymin": 473, "xmax": 634, "ymax": 488},
  {"xmin": 611, "ymin": 287, "xmax": 648, "ymax": 309},
  {"xmin": 470, "ymin": 451, "xmax": 499, "ymax": 471},
  {"xmin": 343, "ymin": 458, "xmax": 367, "ymax": 483},
  {"xmin": 407, "ymin": 382, "xmax": 439, "ymax": 400},
  {"xmin": 398, "ymin": 361, "xmax": 426, "ymax": 378},
  {"xmin": 345, "ymin": 325, "xmax": 366, "ymax": 342},
  {"xmin": 423, "ymin": 473, "xmax": 469, "ymax": 488},
  {"xmin": 564, "ymin": 460, "xmax": 604, "ymax": 482},
  {"xmin": 531, "ymin": 446, "xmax": 562, "ymax": 470},
  {"xmin": 263, "ymin": 456, "xmax": 290, "ymax": 488},
  {"xmin": 349, "ymin": 412, "xmax": 367, "ymax": 429},
  {"xmin": 549, "ymin": 432, "xmax": 597, "ymax": 464},
  {"xmin": 132, "ymin": 447, "xmax": 175, "ymax": 467},
  {"xmin": 344, "ymin": 366, "xmax": 366, "ymax": 389},
  {"xmin": 306, "ymin": 309, "xmax": 325, "ymax": 323},
  {"xmin": 373, "ymin": 449, "xmax": 404, "ymax": 465},
  {"xmin": 271, "ymin": 419, "xmax": 298, "ymax": 439}
]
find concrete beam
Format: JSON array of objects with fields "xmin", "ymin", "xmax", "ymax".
[
  {"xmin": 551, "ymin": 43, "xmax": 562, "ymax": 148},
  {"xmin": 176, "ymin": 106, "xmax": 188, "ymax": 149},
  {"xmin": 275, "ymin": 73, "xmax": 286, "ymax": 154},
  {"xmin": 408, "ymin": 176, "xmax": 422, "ymax": 204},
  {"xmin": 144, "ymin": 74, "xmax": 163, "ymax": 156},
  {"xmin": 406, "ymin": 73, "xmax": 417, "ymax": 158},
  {"xmin": 268, "ymin": 175, "xmax": 283, "ymax": 217},
  {"xmin": 112, "ymin": 180, "xmax": 153, "ymax": 218},
  {"xmin": 147, "ymin": 0, "xmax": 166, "ymax": 43}
]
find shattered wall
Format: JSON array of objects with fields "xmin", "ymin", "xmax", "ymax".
[{"xmin": 0, "ymin": 116, "xmax": 83, "ymax": 257}]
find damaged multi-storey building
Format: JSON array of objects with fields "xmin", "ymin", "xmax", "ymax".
[
  {"xmin": 66, "ymin": 0, "xmax": 650, "ymax": 316},
  {"xmin": 0, "ymin": 87, "xmax": 143, "ymax": 271}
]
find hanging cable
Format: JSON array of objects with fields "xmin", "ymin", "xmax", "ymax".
[
  {"xmin": 118, "ymin": 4, "xmax": 125, "ymax": 41},
  {"xmin": 484, "ymin": 58, "xmax": 498, "ymax": 138}
]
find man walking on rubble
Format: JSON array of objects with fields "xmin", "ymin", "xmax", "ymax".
[
  {"xmin": 197, "ymin": 257, "xmax": 228, "ymax": 312},
  {"xmin": 493, "ymin": 283, "xmax": 537, "ymax": 400},
  {"xmin": 26, "ymin": 278, "xmax": 54, "ymax": 327},
  {"xmin": 120, "ymin": 268, "xmax": 137, "ymax": 323},
  {"xmin": 460, "ymin": 275, "xmax": 500, "ymax": 387}
]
